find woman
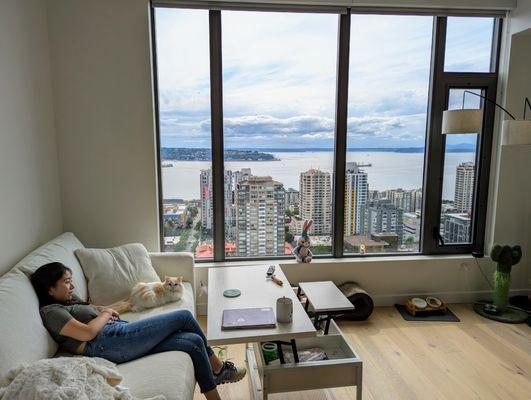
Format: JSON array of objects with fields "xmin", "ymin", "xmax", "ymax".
[{"xmin": 30, "ymin": 262, "xmax": 245, "ymax": 400}]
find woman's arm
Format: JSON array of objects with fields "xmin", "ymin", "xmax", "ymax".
[
  {"xmin": 59, "ymin": 308, "xmax": 114, "ymax": 342},
  {"xmin": 94, "ymin": 305, "xmax": 121, "ymax": 318}
]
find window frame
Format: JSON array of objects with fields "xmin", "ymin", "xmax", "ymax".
[
  {"xmin": 420, "ymin": 16, "xmax": 502, "ymax": 255},
  {"xmin": 151, "ymin": 2, "xmax": 503, "ymax": 261}
]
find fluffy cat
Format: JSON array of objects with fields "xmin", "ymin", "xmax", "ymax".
[{"xmin": 108, "ymin": 276, "xmax": 184, "ymax": 314}]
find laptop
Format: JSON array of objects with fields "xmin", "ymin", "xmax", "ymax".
[{"xmin": 221, "ymin": 307, "xmax": 277, "ymax": 330}]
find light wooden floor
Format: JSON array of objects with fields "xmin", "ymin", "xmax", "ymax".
[{"xmin": 195, "ymin": 304, "xmax": 531, "ymax": 400}]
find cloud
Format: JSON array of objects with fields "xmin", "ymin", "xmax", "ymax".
[
  {"xmin": 155, "ymin": 9, "xmax": 493, "ymax": 149},
  {"xmin": 160, "ymin": 118, "xmax": 180, "ymax": 126},
  {"xmin": 301, "ymin": 133, "xmax": 334, "ymax": 139},
  {"xmin": 201, "ymin": 115, "xmax": 334, "ymax": 138},
  {"xmin": 196, "ymin": 113, "xmax": 414, "ymax": 142},
  {"xmin": 347, "ymin": 115, "xmax": 403, "ymax": 137}
]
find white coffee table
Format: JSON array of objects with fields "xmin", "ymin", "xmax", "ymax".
[
  {"xmin": 207, "ymin": 265, "xmax": 363, "ymax": 400},
  {"xmin": 207, "ymin": 264, "xmax": 316, "ymax": 348},
  {"xmin": 298, "ymin": 281, "xmax": 355, "ymax": 335}
]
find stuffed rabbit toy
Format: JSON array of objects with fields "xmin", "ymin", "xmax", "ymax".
[{"xmin": 293, "ymin": 219, "xmax": 313, "ymax": 263}]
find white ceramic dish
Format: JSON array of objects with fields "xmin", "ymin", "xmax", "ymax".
[{"xmin": 411, "ymin": 297, "xmax": 427, "ymax": 309}]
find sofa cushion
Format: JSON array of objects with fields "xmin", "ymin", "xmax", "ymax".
[
  {"xmin": 15, "ymin": 232, "xmax": 88, "ymax": 301},
  {"xmin": 75, "ymin": 243, "xmax": 160, "ymax": 305},
  {"xmin": 119, "ymin": 282, "xmax": 195, "ymax": 322},
  {"xmin": 119, "ymin": 352, "xmax": 195, "ymax": 400},
  {"xmin": 0, "ymin": 270, "xmax": 58, "ymax": 379}
]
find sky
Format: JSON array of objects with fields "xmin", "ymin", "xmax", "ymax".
[{"xmin": 155, "ymin": 9, "xmax": 494, "ymax": 149}]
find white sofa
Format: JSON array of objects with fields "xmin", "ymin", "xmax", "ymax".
[{"xmin": 0, "ymin": 232, "xmax": 197, "ymax": 400}]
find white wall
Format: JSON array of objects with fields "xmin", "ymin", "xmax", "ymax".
[
  {"xmin": 0, "ymin": 0, "xmax": 63, "ymax": 276},
  {"xmin": 47, "ymin": 0, "xmax": 160, "ymax": 251},
  {"xmin": 493, "ymin": 29, "xmax": 531, "ymax": 290},
  {"xmin": 510, "ymin": 0, "xmax": 531, "ymax": 34}
]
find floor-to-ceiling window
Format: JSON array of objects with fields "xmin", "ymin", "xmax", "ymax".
[{"xmin": 153, "ymin": 4, "xmax": 501, "ymax": 261}]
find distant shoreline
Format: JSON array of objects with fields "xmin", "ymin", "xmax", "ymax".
[{"xmin": 161, "ymin": 146, "xmax": 475, "ymax": 161}]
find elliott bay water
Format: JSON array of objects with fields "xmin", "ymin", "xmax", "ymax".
[{"xmin": 162, "ymin": 151, "xmax": 475, "ymax": 202}]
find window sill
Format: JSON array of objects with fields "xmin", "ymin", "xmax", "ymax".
[{"xmin": 195, "ymin": 253, "xmax": 479, "ymax": 268}]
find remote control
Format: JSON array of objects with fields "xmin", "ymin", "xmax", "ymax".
[{"xmin": 266, "ymin": 265, "xmax": 275, "ymax": 277}]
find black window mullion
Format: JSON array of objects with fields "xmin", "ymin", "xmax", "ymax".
[
  {"xmin": 209, "ymin": 10, "xmax": 225, "ymax": 261},
  {"xmin": 332, "ymin": 10, "xmax": 351, "ymax": 258},
  {"xmin": 150, "ymin": 5, "xmax": 165, "ymax": 252},
  {"xmin": 490, "ymin": 18, "xmax": 503, "ymax": 74},
  {"xmin": 421, "ymin": 16, "xmax": 447, "ymax": 254},
  {"xmin": 470, "ymin": 80, "xmax": 497, "ymax": 254}
]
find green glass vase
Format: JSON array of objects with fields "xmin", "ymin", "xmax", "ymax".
[{"xmin": 493, "ymin": 270, "xmax": 511, "ymax": 311}]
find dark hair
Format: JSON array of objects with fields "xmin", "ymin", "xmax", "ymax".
[{"xmin": 30, "ymin": 262, "xmax": 73, "ymax": 307}]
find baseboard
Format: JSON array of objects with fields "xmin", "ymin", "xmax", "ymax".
[
  {"xmin": 195, "ymin": 289, "xmax": 530, "ymax": 316},
  {"xmin": 370, "ymin": 288, "xmax": 530, "ymax": 307}
]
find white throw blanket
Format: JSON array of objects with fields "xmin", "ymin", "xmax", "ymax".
[{"xmin": 0, "ymin": 357, "xmax": 166, "ymax": 400}]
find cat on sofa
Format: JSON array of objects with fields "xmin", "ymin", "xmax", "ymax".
[{"xmin": 109, "ymin": 276, "xmax": 184, "ymax": 313}]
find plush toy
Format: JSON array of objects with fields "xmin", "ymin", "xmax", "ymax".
[
  {"xmin": 490, "ymin": 244, "xmax": 522, "ymax": 311},
  {"xmin": 293, "ymin": 219, "xmax": 313, "ymax": 263}
]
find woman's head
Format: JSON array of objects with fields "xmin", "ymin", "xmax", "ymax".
[{"xmin": 30, "ymin": 262, "xmax": 74, "ymax": 307}]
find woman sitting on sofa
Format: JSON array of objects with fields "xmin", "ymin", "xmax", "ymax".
[{"xmin": 30, "ymin": 262, "xmax": 245, "ymax": 400}]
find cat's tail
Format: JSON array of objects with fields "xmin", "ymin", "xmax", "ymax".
[{"xmin": 107, "ymin": 299, "xmax": 133, "ymax": 314}]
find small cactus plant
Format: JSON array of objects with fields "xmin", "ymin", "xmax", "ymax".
[{"xmin": 490, "ymin": 244, "xmax": 522, "ymax": 311}]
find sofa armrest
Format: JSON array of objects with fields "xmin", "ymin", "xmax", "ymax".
[{"xmin": 149, "ymin": 252, "xmax": 195, "ymax": 299}]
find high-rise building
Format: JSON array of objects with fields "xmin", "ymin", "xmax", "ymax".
[
  {"xmin": 360, "ymin": 200, "xmax": 404, "ymax": 244},
  {"xmin": 227, "ymin": 168, "xmax": 252, "ymax": 238},
  {"xmin": 199, "ymin": 168, "xmax": 234, "ymax": 238},
  {"xmin": 454, "ymin": 162, "xmax": 475, "ymax": 213},
  {"xmin": 344, "ymin": 162, "xmax": 369, "ymax": 235},
  {"xmin": 285, "ymin": 188, "xmax": 300, "ymax": 211},
  {"xmin": 368, "ymin": 190, "xmax": 380, "ymax": 201},
  {"xmin": 233, "ymin": 168, "xmax": 252, "ymax": 186},
  {"xmin": 235, "ymin": 176, "xmax": 285, "ymax": 257},
  {"xmin": 200, "ymin": 169, "xmax": 212, "ymax": 232},
  {"xmin": 299, "ymin": 169, "xmax": 331, "ymax": 236},
  {"xmin": 442, "ymin": 213, "xmax": 471, "ymax": 243},
  {"xmin": 385, "ymin": 188, "xmax": 422, "ymax": 213},
  {"xmin": 224, "ymin": 170, "xmax": 235, "ymax": 241},
  {"xmin": 403, "ymin": 211, "xmax": 421, "ymax": 242}
]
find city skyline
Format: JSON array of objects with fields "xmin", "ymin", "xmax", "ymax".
[{"xmin": 163, "ymin": 159, "xmax": 475, "ymax": 256}]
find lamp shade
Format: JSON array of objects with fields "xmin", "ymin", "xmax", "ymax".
[
  {"xmin": 442, "ymin": 109, "xmax": 483, "ymax": 134},
  {"xmin": 501, "ymin": 120, "xmax": 531, "ymax": 145}
]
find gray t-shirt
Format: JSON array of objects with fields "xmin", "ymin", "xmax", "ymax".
[{"xmin": 40, "ymin": 294, "xmax": 99, "ymax": 353}]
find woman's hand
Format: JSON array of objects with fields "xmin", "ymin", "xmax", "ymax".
[
  {"xmin": 100, "ymin": 307, "xmax": 120, "ymax": 321},
  {"xmin": 95, "ymin": 306, "xmax": 120, "ymax": 318}
]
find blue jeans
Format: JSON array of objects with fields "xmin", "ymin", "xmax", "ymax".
[{"xmin": 84, "ymin": 310, "xmax": 216, "ymax": 393}]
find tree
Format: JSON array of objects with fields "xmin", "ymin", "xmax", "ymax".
[
  {"xmin": 405, "ymin": 236, "xmax": 416, "ymax": 244},
  {"xmin": 164, "ymin": 220, "xmax": 180, "ymax": 236},
  {"xmin": 285, "ymin": 226, "xmax": 294, "ymax": 245},
  {"xmin": 311, "ymin": 245, "xmax": 332, "ymax": 255},
  {"xmin": 188, "ymin": 207, "xmax": 198, "ymax": 218}
]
